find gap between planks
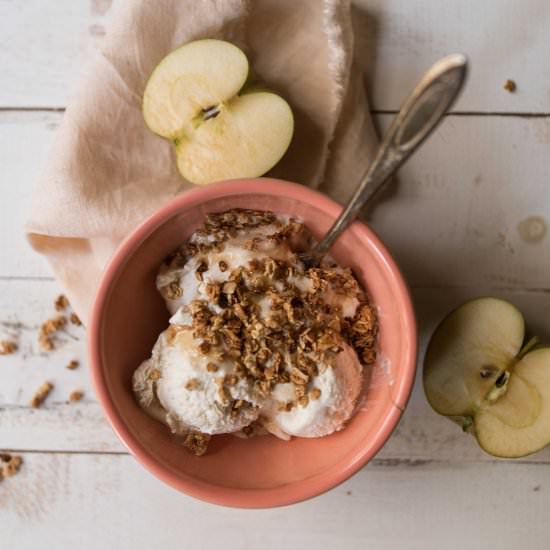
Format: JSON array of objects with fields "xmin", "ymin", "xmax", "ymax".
[
  {"xmin": 3, "ymin": 276, "xmax": 549, "ymax": 293},
  {"xmin": 0, "ymin": 448, "xmax": 544, "ymax": 469},
  {"xmin": 372, "ymin": 110, "xmax": 550, "ymax": 118},
  {"xmin": 4, "ymin": 106, "xmax": 550, "ymax": 118}
]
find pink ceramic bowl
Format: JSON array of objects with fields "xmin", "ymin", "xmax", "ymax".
[{"xmin": 88, "ymin": 178, "xmax": 416, "ymax": 508}]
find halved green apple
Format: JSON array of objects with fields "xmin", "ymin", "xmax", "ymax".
[
  {"xmin": 423, "ymin": 297, "xmax": 550, "ymax": 458},
  {"xmin": 143, "ymin": 39, "xmax": 294, "ymax": 185}
]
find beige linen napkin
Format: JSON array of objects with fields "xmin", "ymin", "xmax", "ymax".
[{"xmin": 27, "ymin": 0, "xmax": 378, "ymax": 322}]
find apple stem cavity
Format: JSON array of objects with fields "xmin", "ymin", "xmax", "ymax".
[{"xmin": 462, "ymin": 416, "xmax": 474, "ymax": 432}]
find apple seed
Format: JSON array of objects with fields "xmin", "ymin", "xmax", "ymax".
[
  {"xmin": 480, "ymin": 365, "xmax": 498, "ymax": 379},
  {"xmin": 202, "ymin": 106, "xmax": 221, "ymax": 121},
  {"xmin": 495, "ymin": 371, "xmax": 509, "ymax": 388}
]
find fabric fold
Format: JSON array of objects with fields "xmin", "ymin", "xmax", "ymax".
[{"xmin": 26, "ymin": 0, "xmax": 377, "ymax": 321}]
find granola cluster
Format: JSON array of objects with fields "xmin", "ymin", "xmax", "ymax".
[
  {"xmin": 161, "ymin": 210, "xmax": 282, "ymax": 274},
  {"xmin": 30, "ymin": 381, "xmax": 54, "ymax": 408},
  {"xmin": 0, "ymin": 453, "xmax": 23, "ymax": 481},
  {"xmin": 0, "ymin": 340, "xmax": 17, "ymax": 355},
  {"xmin": 158, "ymin": 209, "xmax": 378, "ymax": 456},
  {"xmin": 38, "ymin": 294, "xmax": 81, "ymax": 351}
]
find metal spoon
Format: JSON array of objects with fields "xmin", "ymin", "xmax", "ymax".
[{"xmin": 299, "ymin": 53, "xmax": 468, "ymax": 268}]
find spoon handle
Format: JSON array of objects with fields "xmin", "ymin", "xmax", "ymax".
[{"xmin": 303, "ymin": 53, "xmax": 468, "ymax": 266}]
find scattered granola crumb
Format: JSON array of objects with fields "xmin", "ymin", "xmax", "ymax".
[
  {"xmin": 54, "ymin": 294, "xmax": 70, "ymax": 311},
  {"xmin": 66, "ymin": 359, "xmax": 79, "ymax": 370},
  {"xmin": 38, "ymin": 334, "xmax": 54, "ymax": 352},
  {"xmin": 504, "ymin": 79, "xmax": 516, "ymax": 93},
  {"xmin": 0, "ymin": 340, "xmax": 17, "ymax": 355},
  {"xmin": 30, "ymin": 382, "xmax": 53, "ymax": 408},
  {"xmin": 183, "ymin": 431, "xmax": 210, "ymax": 456},
  {"xmin": 0, "ymin": 455, "xmax": 23, "ymax": 479},
  {"xmin": 346, "ymin": 490, "xmax": 352, "ymax": 496},
  {"xmin": 68, "ymin": 390, "xmax": 84, "ymax": 403},
  {"xmin": 69, "ymin": 312, "xmax": 82, "ymax": 326},
  {"xmin": 38, "ymin": 315, "xmax": 67, "ymax": 351}
]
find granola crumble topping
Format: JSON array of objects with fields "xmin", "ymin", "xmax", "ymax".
[
  {"xmin": 183, "ymin": 431, "xmax": 210, "ymax": 456},
  {"xmin": 310, "ymin": 388, "xmax": 322, "ymax": 401},
  {"xmin": 173, "ymin": 211, "xmax": 377, "ymax": 423},
  {"xmin": 135, "ymin": 209, "xmax": 378, "ymax": 455},
  {"xmin": 185, "ymin": 378, "xmax": 202, "ymax": 391}
]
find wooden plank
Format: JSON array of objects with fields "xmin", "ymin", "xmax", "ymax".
[
  {"xmin": 0, "ymin": 0, "xmax": 114, "ymax": 108},
  {"xmin": 357, "ymin": 0, "xmax": 550, "ymax": 113},
  {"xmin": 1, "ymin": 452, "xmax": 549, "ymax": 549},
  {"xmin": 0, "ymin": 279, "xmax": 88, "ymax": 408},
  {"xmin": 0, "ymin": 111, "xmax": 62, "ymax": 278},
  {"xmin": 370, "ymin": 114, "xmax": 550, "ymax": 289},
  {"xmin": 4, "ymin": 111, "xmax": 550, "ymax": 285},
  {"xmin": 2, "ymin": 280, "xmax": 550, "ymax": 464},
  {"xmin": 1, "ymin": 0, "xmax": 550, "ymax": 113}
]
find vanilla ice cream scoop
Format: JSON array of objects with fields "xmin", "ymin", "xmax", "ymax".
[
  {"xmin": 133, "ymin": 328, "xmax": 263, "ymax": 435},
  {"xmin": 157, "ymin": 212, "xmax": 308, "ymax": 316},
  {"xmin": 260, "ymin": 342, "xmax": 363, "ymax": 438}
]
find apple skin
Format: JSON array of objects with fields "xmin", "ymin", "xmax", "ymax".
[
  {"xmin": 142, "ymin": 39, "xmax": 294, "ymax": 185},
  {"xmin": 423, "ymin": 297, "xmax": 550, "ymax": 458}
]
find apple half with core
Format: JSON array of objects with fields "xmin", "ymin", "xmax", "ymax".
[
  {"xmin": 423, "ymin": 297, "xmax": 550, "ymax": 458},
  {"xmin": 142, "ymin": 39, "xmax": 294, "ymax": 185}
]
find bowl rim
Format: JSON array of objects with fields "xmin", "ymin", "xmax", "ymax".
[{"xmin": 88, "ymin": 177, "xmax": 417, "ymax": 508}]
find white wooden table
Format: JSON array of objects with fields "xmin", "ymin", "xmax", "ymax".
[{"xmin": 2, "ymin": 1, "xmax": 550, "ymax": 548}]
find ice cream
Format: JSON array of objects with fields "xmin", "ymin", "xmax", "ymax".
[
  {"xmin": 132, "ymin": 209, "xmax": 377, "ymax": 454},
  {"xmin": 261, "ymin": 342, "xmax": 363, "ymax": 438}
]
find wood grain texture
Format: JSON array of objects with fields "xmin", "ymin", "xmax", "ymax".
[
  {"xmin": 1, "ymin": 452, "xmax": 549, "ymax": 550},
  {"xmin": 0, "ymin": 111, "xmax": 61, "ymax": 278},
  {"xmin": 357, "ymin": 0, "xmax": 550, "ymax": 113},
  {"xmin": 5, "ymin": 111, "xmax": 550, "ymax": 287},
  {"xmin": 0, "ymin": 0, "xmax": 113, "ymax": 108},
  {"xmin": 1, "ymin": 0, "xmax": 550, "ymax": 113},
  {"xmin": 370, "ymin": 114, "xmax": 550, "ymax": 289},
  {"xmin": 0, "ymin": 279, "xmax": 87, "ymax": 407}
]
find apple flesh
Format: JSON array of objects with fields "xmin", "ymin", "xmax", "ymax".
[
  {"xmin": 143, "ymin": 39, "xmax": 294, "ymax": 185},
  {"xmin": 423, "ymin": 297, "xmax": 550, "ymax": 458}
]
